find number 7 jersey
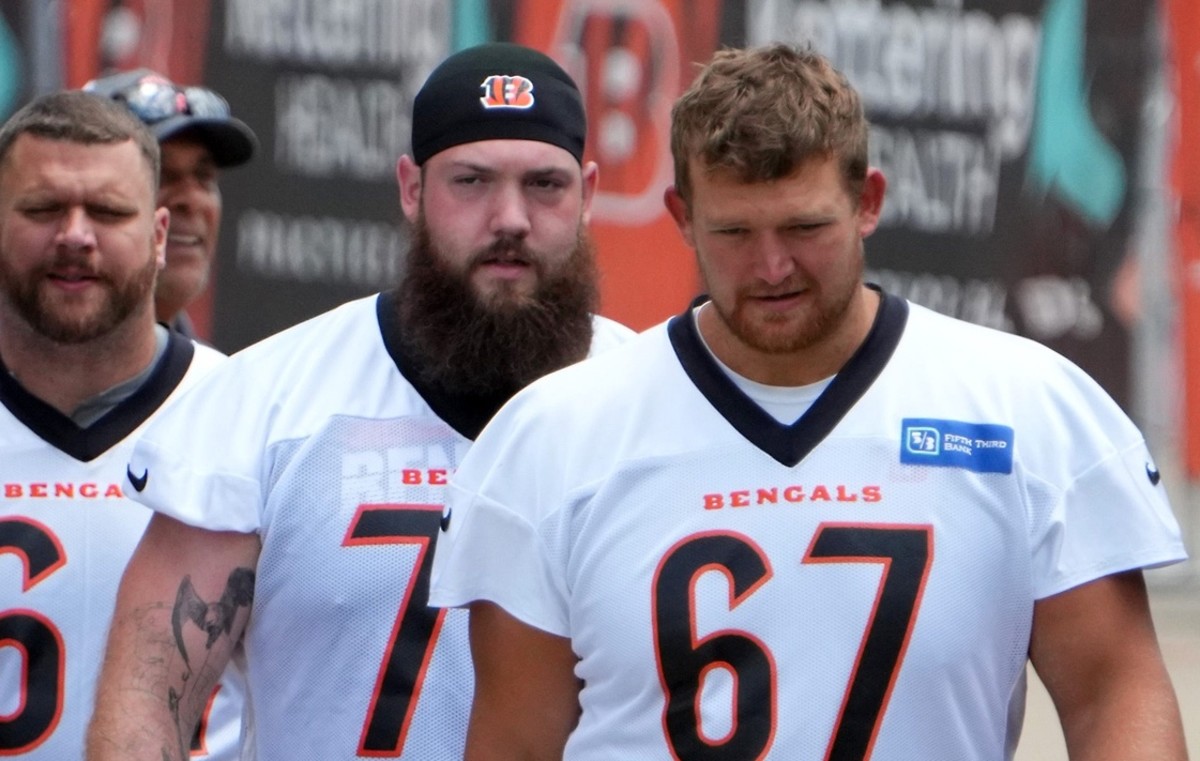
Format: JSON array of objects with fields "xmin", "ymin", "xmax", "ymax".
[
  {"xmin": 430, "ymin": 292, "xmax": 1187, "ymax": 761},
  {"xmin": 125, "ymin": 293, "xmax": 634, "ymax": 760}
]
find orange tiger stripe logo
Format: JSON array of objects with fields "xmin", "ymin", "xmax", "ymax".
[{"xmin": 480, "ymin": 75, "xmax": 535, "ymax": 109}]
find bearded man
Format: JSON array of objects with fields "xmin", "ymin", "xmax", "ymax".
[
  {"xmin": 85, "ymin": 43, "xmax": 631, "ymax": 761},
  {"xmin": 0, "ymin": 92, "xmax": 240, "ymax": 758}
]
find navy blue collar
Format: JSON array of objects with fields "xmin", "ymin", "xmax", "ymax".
[
  {"xmin": 0, "ymin": 330, "xmax": 196, "ymax": 462},
  {"xmin": 668, "ymin": 289, "xmax": 908, "ymax": 466}
]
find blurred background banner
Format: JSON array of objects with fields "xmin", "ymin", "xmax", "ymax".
[
  {"xmin": 512, "ymin": 0, "xmax": 728, "ymax": 330},
  {"xmin": 0, "ymin": 8, "xmax": 25, "ymax": 119},
  {"xmin": 197, "ymin": 1, "xmax": 449, "ymax": 348},
  {"xmin": 4, "ymin": 0, "xmax": 1196, "ymax": 459},
  {"xmin": 1168, "ymin": 0, "xmax": 1200, "ymax": 478},
  {"xmin": 748, "ymin": 0, "xmax": 1153, "ymax": 415}
]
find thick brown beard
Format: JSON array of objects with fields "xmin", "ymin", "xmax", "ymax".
[
  {"xmin": 395, "ymin": 214, "xmax": 598, "ymax": 397},
  {"xmin": 0, "ymin": 249, "xmax": 159, "ymax": 344}
]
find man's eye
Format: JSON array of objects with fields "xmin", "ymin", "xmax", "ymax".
[
  {"xmin": 88, "ymin": 206, "xmax": 133, "ymax": 221},
  {"xmin": 785, "ymin": 220, "xmax": 828, "ymax": 234}
]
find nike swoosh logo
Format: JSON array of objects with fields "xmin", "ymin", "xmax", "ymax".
[
  {"xmin": 1146, "ymin": 462, "xmax": 1161, "ymax": 487},
  {"xmin": 440, "ymin": 508, "xmax": 452, "ymax": 532},
  {"xmin": 127, "ymin": 466, "xmax": 149, "ymax": 493}
]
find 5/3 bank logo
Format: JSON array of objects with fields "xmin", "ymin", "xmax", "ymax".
[
  {"xmin": 900, "ymin": 419, "xmax": 1015, "ymax": 474},
  {"xmin": 906, "ymin": 427, "xmax": 941, "ymax": 456}
]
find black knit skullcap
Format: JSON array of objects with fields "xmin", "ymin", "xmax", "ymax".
[{"xmin": 411, "ymin": 43, "xmax": 586, "ymax": 165}]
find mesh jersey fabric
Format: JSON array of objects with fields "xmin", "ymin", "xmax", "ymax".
[
  {"xmin": 127, "ymin": 294, "xmax": 634, "ymax": 759},
  {"xmin": 430, "ymin": 293, "xmax": 1187, "ymax": 761},
  {"xmin": 0, "ymin": 334, "xmax": 245, "ymax": 759}
]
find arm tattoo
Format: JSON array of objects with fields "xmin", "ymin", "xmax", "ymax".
[
  {"xmin": 171, "ymin": 568, "xmax": 255, "ymax": 664},
  {"xmin": 164, "ymin": 567, "xmax": 254, "ymax": 760}
]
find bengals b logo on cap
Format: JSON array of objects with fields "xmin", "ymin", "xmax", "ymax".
[
  {"xmin": 411, "ymin": 43, "xmax": 585, "ymax": 164},
  {"xmin": 480, "ymin": 75, "xmax": 535, "ymax": 109}
]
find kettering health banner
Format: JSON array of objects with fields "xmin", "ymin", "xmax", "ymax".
[
  {"xmin": 746, "ymin": 0, "xmax": 1154, "ymax": 412},
  {"xmin": 29, "ymin": 0, "xmax": 1162, "ymax": 418},
  {"xmin": 519, "ymin": 0, "xmax": 1152, "ymax": 411}
]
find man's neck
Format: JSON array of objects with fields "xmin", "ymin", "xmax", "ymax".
[{"xmin": 0, "ymin": 313, "xmax": 162, "ymax": 418}]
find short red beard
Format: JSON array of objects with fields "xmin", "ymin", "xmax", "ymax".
[
  {"xmin": 0, "ymin": 249, "xmax": 158, "ymax": 344},
  {"xmin": 704, "ymin": 247, "xmax": 864, "ymax": 355}
]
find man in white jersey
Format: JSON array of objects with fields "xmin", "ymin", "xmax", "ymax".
[
  {"xmin": 0, "ymin": 92, "xmax": 239, "ymax": 758},
  {"xmin": 429, "ymin": 44, "xmax": 1190, "ymax": 760},
  {"xmin": 85, "ymin": 43, "xmax": 632, "ymax": 760}
]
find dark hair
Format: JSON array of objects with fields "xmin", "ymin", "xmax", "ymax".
[
  {"xmin": 0, "ymin": 90, "xmax": 161, "ymax": 191},
  {"xmin": 670, "ymin": 44, "xmax": 868, "ymax": 205}
]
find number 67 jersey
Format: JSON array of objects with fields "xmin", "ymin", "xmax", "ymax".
[{"xmin": 430, "ymin": 293, "xmax": 1187, "ymax": 761}]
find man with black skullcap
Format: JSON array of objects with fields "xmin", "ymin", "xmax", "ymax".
[
  {"xmin": 84, "ymin": 69, "xmax": 257, "ymax": 337},
  {"xmin": 85, "ymin": 43, "xmax": 631, "ymax": 761}
]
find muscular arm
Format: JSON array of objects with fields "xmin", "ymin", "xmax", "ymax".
[
  {"xmin": 465, "ymin": 601, "xmax": 581, "ymax": 761},
  {"xmin": 1030, "ymin": 570, "xmax": 1187, "ymax": 761},
  {"xmin": 86, "ymin": 513, "xmax": 261, "ymax": 761}
]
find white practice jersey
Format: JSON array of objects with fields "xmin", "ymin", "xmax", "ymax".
[
  {"xmin": 127, "ymin": 293, "xmax": 633, "ymax": 760},
  {"xmin": 0, "ymin": 332, "xmax": 244, "ymax": 759},
  {"xmin": 431, "ymin": 293, "xmax": 1187, "ymax": 761}
]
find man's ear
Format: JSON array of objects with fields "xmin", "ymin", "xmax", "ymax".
[
  {"xmin": 663, "ymin": 185, "xmax": 695, "ymax": 248},
  {"xmin": 397, "ymin": 154, "xmax": 422, "ymax": 224},
  {"xmin": 856, "ymin": 167, "xmax": 887, "ymax": 238},
  {"xmin": 579, "ymin": 160, "xmax": 599, "ymax": 225},
  {"xmin": 152, "ymin": 206, "xmax": 169, "ymax": 269}
]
